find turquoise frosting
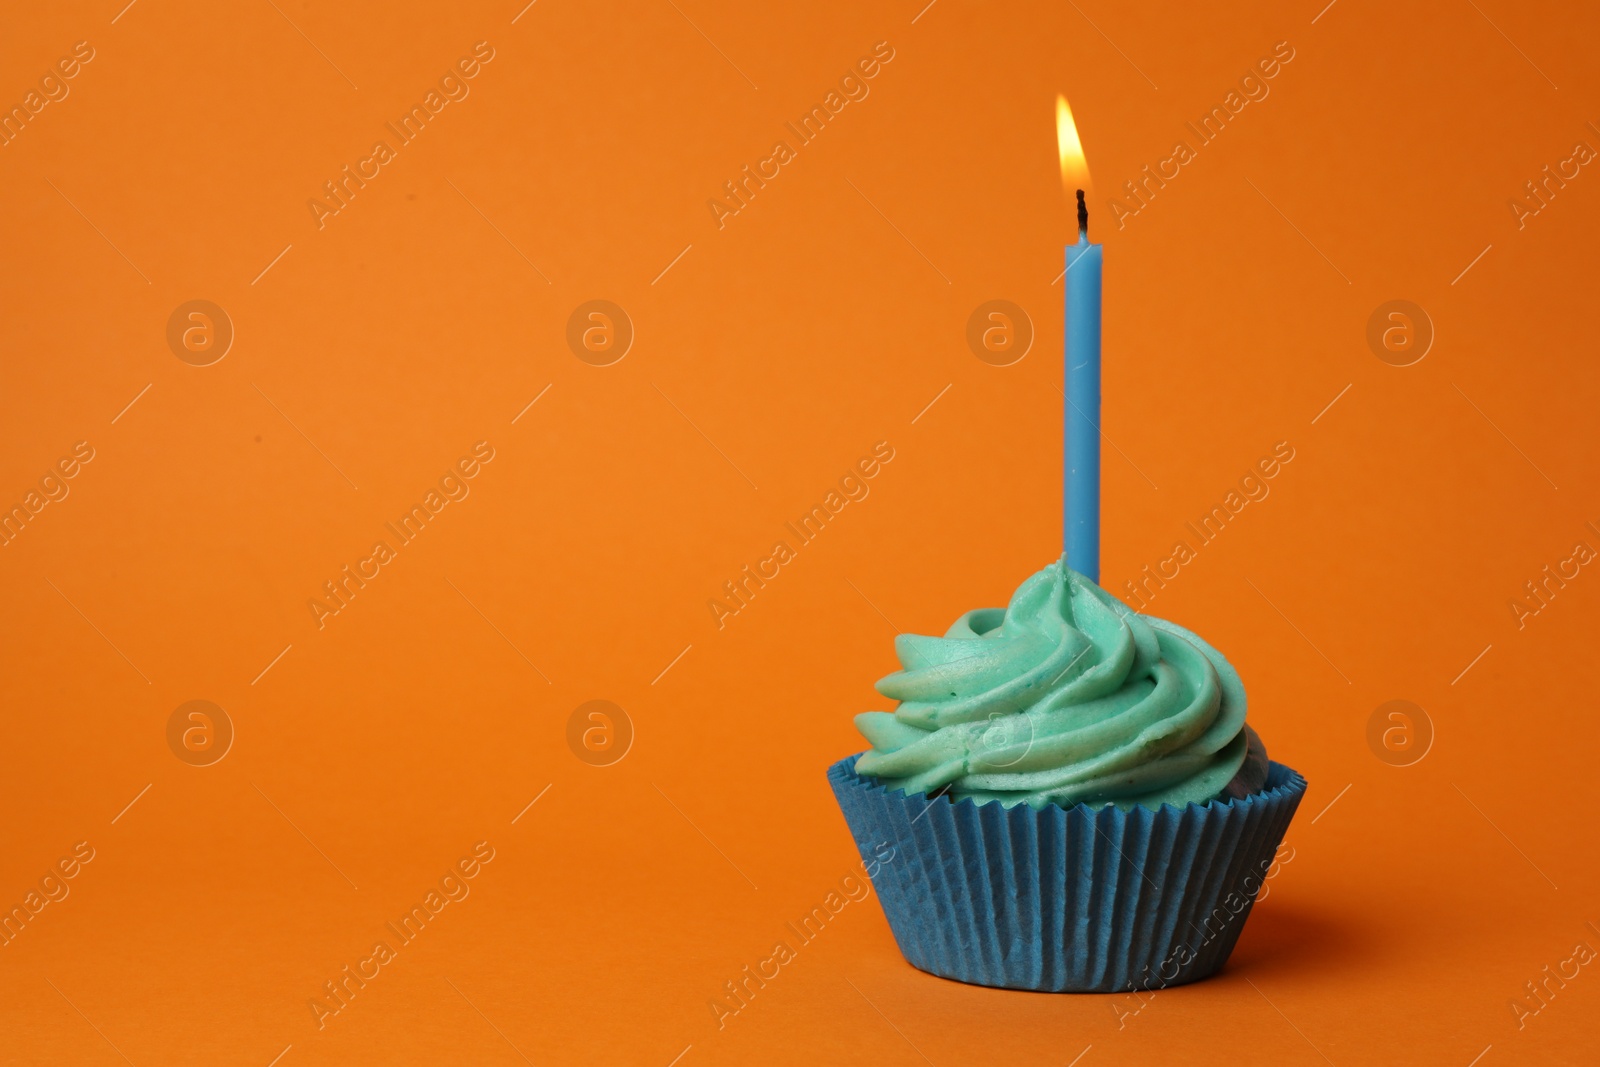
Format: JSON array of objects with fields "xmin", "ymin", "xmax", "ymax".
[{"xmin": 853, "ymin": 559, "xmax": 1253, "ymax": 810}]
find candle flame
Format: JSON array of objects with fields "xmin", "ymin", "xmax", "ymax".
[{"xmin": 1056, "ymin": 94, "xmax": 1091, "ymax": 193}]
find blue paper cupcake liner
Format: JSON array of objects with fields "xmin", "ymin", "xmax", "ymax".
[{"xmin": 829, "ymin": 754, "xmax": 1306, "ymax": 992}]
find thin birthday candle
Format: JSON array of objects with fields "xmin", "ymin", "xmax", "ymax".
[{"xmin": 1058, "ymin": 96, "xmax": 1102, "ymax": 582}]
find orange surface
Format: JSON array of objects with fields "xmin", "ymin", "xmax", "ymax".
[{"xmin": 2, "ymin": 1, "xmax": 1597, "ymax": 1064}]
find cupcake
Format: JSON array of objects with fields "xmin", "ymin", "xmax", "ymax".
[{"xmin": 828, "ymin": 558, "xmax": 1305, "ymax": 992}]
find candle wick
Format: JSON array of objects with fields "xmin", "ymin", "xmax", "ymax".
[{"xmin": 1075, "ymin": 189, "xmax": 1088, "ymax": 238}]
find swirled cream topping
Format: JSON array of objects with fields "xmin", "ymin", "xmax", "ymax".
[{"xmin": 853, "ymin": 559, "xmax": 1263, "ymax": 810}]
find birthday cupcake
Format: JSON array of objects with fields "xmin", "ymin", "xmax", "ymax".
[{"xmin": 828, "ymin": 558, "xmax": 1305, "ymax": 992}]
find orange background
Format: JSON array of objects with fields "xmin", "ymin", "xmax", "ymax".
[{"xmin": 2, "ymin": 1, "xmax": 1597, "ymax": 1063}]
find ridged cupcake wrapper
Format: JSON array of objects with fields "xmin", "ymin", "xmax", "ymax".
[{"xmin": 828, "ymin": 755, "xmax": 1307, "ymax": 992}]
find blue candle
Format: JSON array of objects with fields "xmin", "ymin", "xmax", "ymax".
[{"xmin": 1064, "ymin": 189, "xmax": 1102, "ymax": 582}]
